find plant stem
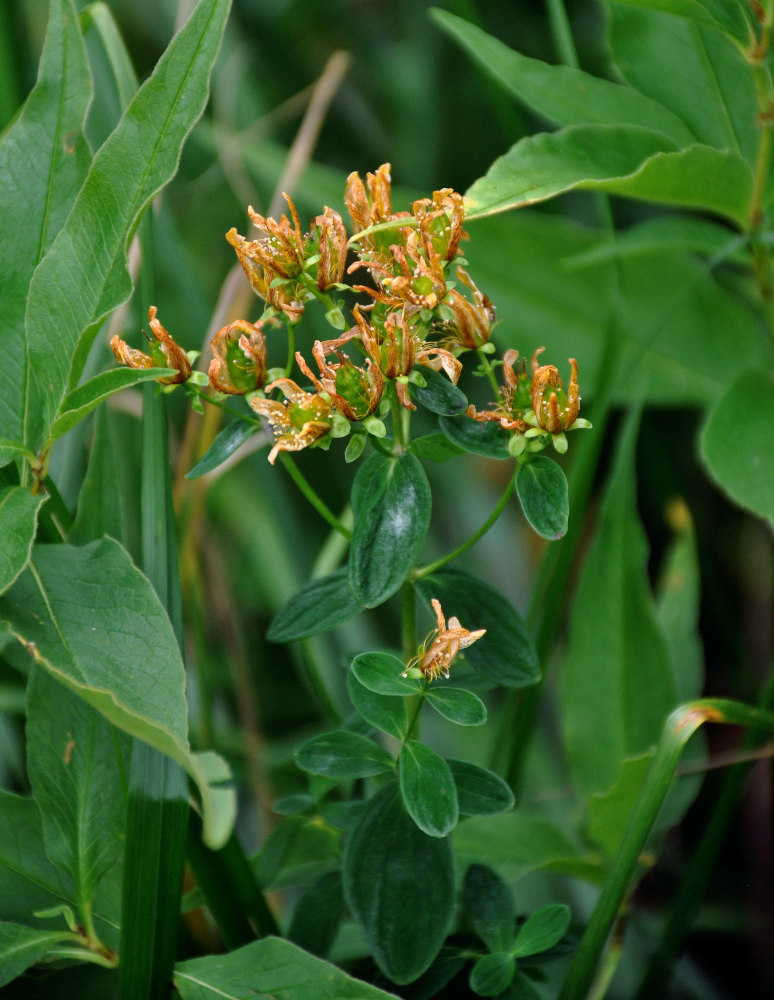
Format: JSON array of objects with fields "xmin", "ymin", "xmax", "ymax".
[
  {"xmin": 559, "ymin": 699, "xmax": 774, "ymax": 1000},
  {"xmin": 544, "ymin": 0, "xmax": 580, "ymax": 69},
  {"xmin": 279, "ymin": 452, "xmax": 352, "ymax": 538},
  {"xmin": 414, "ymin": 467, "xmax": 517, "ymax": 578}
]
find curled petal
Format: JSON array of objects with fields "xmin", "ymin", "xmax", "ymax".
[
  {"xmin": 250, "ymin": 379, "xmax": 332, "ymax": 464},
  {"xmin": 404, "ymin": 597, "xmax": 486, "ymax": 682},
  {"xmin": 208, "ymin": 318, "xmax": 268, "ymax": 394},
  {"xmin": 111, "ymin": 306, "xmax": 191, "ymax": 385},
  {"xmin": 531, "ymin": 349, "xmax": 581, "ymax": 432}
]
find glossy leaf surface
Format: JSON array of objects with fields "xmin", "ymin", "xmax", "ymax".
[
  {"xmin": 0, "ymin": 488, "xmax": 47, "ymax": 596},
  {"xmin": 347, "ymin": 668, "xmax": 408, "ymax": 739},
  {"xmin": 426, "ymin": 686, "xmax": 487, "ymax": 726},
  {"xmin": 463, "ymin": 863, "xmax": 515, "ymax": 952},
  {"xmin": 294, "ymin": 730, "xmax": 395, "ymax": 778},
  {"xmin": 267, "ymin": 568, "xmax": 363, "ymax": 642},
  {"xmin": 185, "ymin": 417, "xmax": 259, "ymax": 480},
  {"xmin": 448, "ymin": 759, "xmax": 514, "ymax": 816},
  {"xmin": 398, "ymin": 741, "xmax": 459, "ymax": 837},
  {"xmin": 512, "ymin": 902, "xmax": 571, "ymax": 957},
  {"xmin": 351, "ymin": 650, "xmax": 424, "ymax": 696},
  {"xmin": 515, "ymin": 455, "xmax": 569, "ymax": 540}
]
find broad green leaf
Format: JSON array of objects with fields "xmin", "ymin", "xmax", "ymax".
[
  {"xmin": 0, "ymin": 791, "xmax": 74, "ymax": 920},
  {"xmin": 426, "ymin": 686, "xmax": 487, "ymax": 726},
  {"xmin": 608, "ymin": 5, "xmax": 757, "ymax": 162},
  {"xmin": 26, "ymin": 666, "xmax": 130, "ymax": 919},
  {"xmin": 515, "ymin": 456, "xmax": 569, "ymax": 540},
  {"xmin": 0, "ymin": 0, "xmax": 92, "ymax": 453},
  {"xmin": 432, "ymin": 9, "xmax": 694, "ymax": 145},
  {"xmin": 348, "ymin": 453, "xmax": 432, "ymax": 607},
  {"xmin": 448, "ymin": 759, "xmax": 515, "ymax": 816},
  {"xmin": 0, "ymin": 539, "xmax": 233, "ymax": 847},
  {"xmin": 174, "ymin": 936, "xmax": 399, "ymax": 1000},
  {"xmin": 346, "ymin": 668, "xmax": 408, "ymax": 739},
  {"xmin": 398, "ymin": 741, "xmax": 459, "ymax": 837},
  {"xmin": 185, "ymin": 417, "xmax": 259, "ymax": 480},
  {"xmin": 252, "ymin": 815, "xmax": 340, "ymax": 891},
  {"xmin": 343, "ymin": 783, "xmax": 455, "ymax": 983},
  {"xmin": 24, "ymin": 0, "xmax": 231, "ymax": 452},
  {"xmin": 465, "ymin": 127, "xmax": 752, "ymax": 226},
  {"xmin": 47, "ymin": 367, "xmax": 176, "ymax": 442},
  {"xmin": 438, "ymin": 414, "xmax": 511, "ymax": 459},
  {"xmin": 294, "ymin": 730, "xmax": 395, "ymax": 779},
  {"xmin": 453, "ymin": 812, "xmax": 586, "ymax": 883},
  {"xmin": 587, "ymin": 753, "xmax": 654, "ymax": 860},
  {"xmin": 561, "ymin": 414, "xmax": 678, "ymax": 797},
  {"xmin": 414, "ymin": 568, "xmax": 540, "ymax": 688},
  {"xmin": 287, "ymin": 871, "xmax": 343, "ymax": 959},
  {"xmin": 0, "ymin": 922, "xmax": 65, "ymax": 988},
  {"xmin": 512, "ymin": 903, "xmax": 571, "ymax": 957},
  {"xmin": 351, "ymin": 650, "xmax": 424, "ymax": 696},
  {"xmin": 608, "ymin": 0, "xmax": 753, "ymax": 46},
  {"xmin": 470, "ymin": 952, "xmax": 516, "ymax": 997},
  {"xmin": 410, "ymin": 431, "xmax": 466, "ymax": 462},
  {"xmin": 0, "ymin": 488, "xmax": 47, "ymax": 596},
  {"xmin": 701, "ymin": 369, "xmax": 774, "ymax": 528},
  {"xmin": 463, "ymin": 863, "xmax": 515, "ymax": 952},
  {"xmin": 411, "ymin": 365, "xmax": 468, "ymax": 415},
  {"xmin": 267, "ymin": 568, "xmax": 363, "ymax": 642},
  {"xmin": 80, "ymin": 1, "xmax": 139, "ymax": 110}
]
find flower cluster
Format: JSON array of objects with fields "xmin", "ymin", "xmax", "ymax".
[{"xmin": 110, "ymin": 164, "xmax": 587, "ymax": 463}]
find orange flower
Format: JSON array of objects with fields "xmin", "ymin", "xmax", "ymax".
[
  {"xmin": 345, "ymin": 163, "xmax": 393, "ymax": 236},
  {"xmin": 250, "ymin": 379, "xmax": 331, "ymax": 464},
  {"xmin": 295, "ymin": 333, "xmax": 383, "ymax": 422},
  {"xmin": 465, "ymin": 349, "xmax": 531, "ymax": 432},
  {"xmin": 530, "ymin": 348, "xmax": 580, "ymax": 433},
  {"xmin": 440, "ymin": 267, "xmax": 496, "ymax": 350},
  {"xmin": 404, "ymin": 598, "xmax": 486, "ymax": 682},
  {"xmin": 207, "ymin": 318, "xmax": 269, "ymax": 394},
  {"xmin": 110, "ymin": 306, "xmax": 191, "ymax": 385},
  {"xmin": 412, "ymin": 188, "xmax": 467, "ymax": 261},
  {"xmin": 310, "ymin": 206, "xmax": 348, "ymax": 291}
]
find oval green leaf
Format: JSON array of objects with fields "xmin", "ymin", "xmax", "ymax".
[
  {"xmin": 349, "ymin": 453, "xmax": 432, "ymax": 607},
  {"xmin": 411, "ymin": 365, "xmax": 468, "ymax": 415},
  {"xmin": 448, "ymin": 759, "xmax": 515, "ymax": 816},
  {"xmin": 470, "ymin": 952, "xmax": 516, "ymax": 998},
  {"xmin": 515, "ymin": 455, "xmax": 569, "ymax": 540},
  {"xmin": 268, "ymin": 569, "xmax": 364, "ymax": 642},
  {"xmin": 426, "ymin": 686, "xmax": 487, "ymax": 726},
  {"xmin": 438, "ymin": 414, "xmax": 511, "ymax": 459},
  {"xmin": 342, "ymin": 783, "xmax": 455, "ymax": 983},
  {"xmin": 351, "ymin": 651, "xmax": 423, "ymax": 696},
  {"xmin": 346, "ymin": 669, "xmax": 408, "ymax": 740},
  {"xmin": 294, "ymin": 730, "xmax": 395, "ymax": 779},
  {"xmin": 463, "ymin": 863, "xmax": 516, "ymax": 952},
  {"xmin": 414, "ymin": 568, "xmax": 540, "ymax": 688},
  {"xmin": 512, "ymin": 902, "xmax": 571, "ymax": 957},
  {"xmin": 0, "ymin": 487, "xmax": 47, "ymax": 597},
  {"xmin": 398, "ymin": 741, "xmax": 458, "ymax": 837},
  {"xmin": 186, "ymin": 417, "xmax": 259, "ymax": 480}
]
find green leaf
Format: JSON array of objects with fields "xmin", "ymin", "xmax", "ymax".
[
  {"xmin": 561, "ymin": 413, "xmax": 678, "ymax": 797},
  {"xmin": 656, "ymin": 513, "xmax": 703, "ymax": 701},
  {"xmin": 25, "ymin": 665, "xmax": 130, "ymax": 920},
  {"xmin": 294, "ymin": 730, "xmax": 395, "ymax": 779},
  {"xmin": 398, "ymin": 741, "xmax": 459, "ymax": 837},
  {"xmin": 346, "ymin": 668, "xmax": 408, "ymax": 740},
  {"xmin": 512, "ymin": 903, "xmax": 571, "ymax": 957},
  {"xmin": 463, "ymin": 863, "xmax": 515, "ymax": 952},
  {"xmin": 470, "ymin": 952, "xmax": 516, "ymax": 997},
  {"xmin": 343, "ymin": 783, "xmax": 455, "ymax": 983},
  {"xmin": 426, "ymin": 686, "xmax": 487, "ymax": 726},
  {"xmin": 448, "ymin": 759, "xmax": 515, "ymax": 816},
  {"xmin": 609, "ymin": 0, "xmax": 753, "ymax": 46},
  {"xmin": 438, "ymin": 414, "xmax": 511, "ymax": 459},
  {"xmin": 587, "ymin": 753, "xmax": 654, "ymax": 860},
  {"xmin": 701, "ymin": 369, "xmax": 774, "ymax": 528},
  {"xmin": 47, "ymin": 368, "xmax": 176, "ymax": 442},
  {"xmin": 348, "ymin": 453, "xmax": 432, "ymax": 607},
  {"xmin": 351, "ymin": 650, "xmax": 424, "ymax": 696},
  {"xmin": 252, "ymin": 815, "xmax": 340, "ymax": 891},
  {"xmin": 174, "ymin": 936, "xmax": 400, "ymax": 999},
  {"xmin": 0, "ymin": 791, "xmax": 74, "ymax": 921},
  {"xmin": 0, "ymin": 539, "xmax": 233, "ymax": 847},
  {"xmin": 287, "ymin": 871, "xmax": 343, "ymax": 959},
  {"xmin": 185, "ymin": 417, "xmax": 259, "ymax": 479},
  {"xmin": 69, "ymin": 406, "xmax": 124, "ymax": 544},
  {"xmin": 410, "ymin": 431, "xmax": 466, "ymax": 462},
  {"xmin": 465, "ymin": 127, "xmax": 753, "ymax": 226},
  {"xmin": 24, "ymin": 0, "xmax": 231, "ymax": 451},
  {"xmin": 0, "ymin": 921, "xmax": 65, "ymax": 988},
  {"xmin": 608, "ymin": 5, "xmax": 757, "ymax": 162},
  {"xmin": 410, "ymin": 365, "xmax": 468, "ymax": 416},
  {"xmin": 0, "ymin": 0, "xmax": 92, "ymax": 453},
  {"xmin": 432, "ymin": 8, "xmax": 694, "ymax": 144},
  {"xmin": 0, "ymin": 488, "xmax": 47, "ymax": 596},
  {"xmin": 515, "ymin": 456, "xmax": 569, "ymax": 540},
  {"xmin": 414, "ymin": 568, "xmax": 540, "ymax": 688},
  {"xmin": 267, "ymin": 568, "xmax": 363, "ymax": 642}
]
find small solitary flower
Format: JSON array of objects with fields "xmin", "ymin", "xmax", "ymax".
[
  {"xmin": 208, "ymin": 318, "xmax": 270, "ymax": 394},
  {"xmin": 530, "ymin": 348, "xmax": 580, "ymax": 433},
  {"xmin": 250, "ymin": 378, "xmax": 332, "ymax": 464},
  {"xmin": 403, "ymin": 598, "xmax": 486, "ymax": 682},
  {"xmin": 465, "ymin": 348, "xmax": 531, "ymax": 432},
  {"xmin": 110, "ymin": 306, "xmax": 192, "ymax": 385}
]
